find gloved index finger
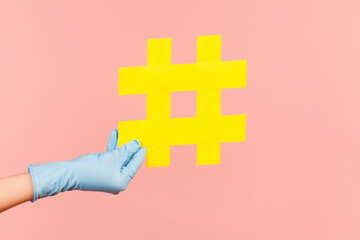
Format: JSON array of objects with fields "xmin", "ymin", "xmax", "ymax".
[
  {"xmin": 125, "ymin": 147, "xmax": 146, "ymax": 174},
  {"xmin": 106, "ymin": 129, "xmax": 118, "ymax": 152}
]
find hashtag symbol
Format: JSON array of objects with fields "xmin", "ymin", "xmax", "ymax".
[{"xmin": 118, "ymin": 35, "xmax": 246, "ymax": 167}]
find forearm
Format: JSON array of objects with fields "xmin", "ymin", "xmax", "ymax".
[
  {"xmin": 0, "ymin": 173, "xmax": 34, "ymax": 213},
  {"xmin": 0, "ymin": 129, "xmax": 145, "ymax": 213}
]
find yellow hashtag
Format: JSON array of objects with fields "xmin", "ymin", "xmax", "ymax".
[{"xmin": 118, "ymin": 35, "xmax": 246, "ymax": 167}]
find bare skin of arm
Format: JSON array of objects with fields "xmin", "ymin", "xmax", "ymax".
[
  {"xmin": 0, "ymin": 130, "xmax": 145, "ymax": 213},
  {"xmin": 0, "ymin": 173, "xmax": 34, "ymax": 213}
]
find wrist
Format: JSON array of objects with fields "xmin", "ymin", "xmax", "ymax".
[{"xmin": 28, "ymin": 161, "xmax": 77, "ymax": 202}]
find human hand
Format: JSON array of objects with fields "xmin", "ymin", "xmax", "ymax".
[{"xmin": 28, "ymin": 129, "xmax": 146, "ymax": 202}]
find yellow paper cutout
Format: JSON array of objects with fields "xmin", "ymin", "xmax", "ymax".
[{"xmin": 118, "ymin": 35, "xmax": 246, "ymax": 167}]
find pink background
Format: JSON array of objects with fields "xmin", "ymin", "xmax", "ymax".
[{"xmin": 1, "ymin": 0, "xmax": 360, "ymax": 239}]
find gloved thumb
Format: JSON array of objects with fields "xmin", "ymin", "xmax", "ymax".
[
  {"xmin": 106, "ymin": 129, "xmax": 118, "ymax": 151},
  {"xmin": 125, "ymin": 147, "xmax": 146, "ymax": 174}
]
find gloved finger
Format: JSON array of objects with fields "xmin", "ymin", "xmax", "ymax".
[
  {"xmin": 125, "ymin": 147, "xmax": 146, "ymax": 174},
  {"xmin": 106, "ymin": 129, "xmax": 118, "ymax": 151},
  {"xmin": 119, "ymin": 139, "xmax": 140, "ymax": 165}
]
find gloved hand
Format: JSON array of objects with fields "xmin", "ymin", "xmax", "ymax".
[{"xmin": 28, "ymin": 129, "xmax": 146, "ymax": 202}]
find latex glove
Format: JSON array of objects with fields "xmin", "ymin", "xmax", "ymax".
[{"xmin": 28, "ymin": 129, "xmax": 146, "ymax": 202}]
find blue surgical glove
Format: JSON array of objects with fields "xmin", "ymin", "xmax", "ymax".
[{"xmin": 28, "ymin": 129, "xmax": 146, "ymax": 202}]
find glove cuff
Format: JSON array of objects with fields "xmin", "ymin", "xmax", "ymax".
[
  {"xmin": 28, "ymin": 164, "xmax": 37, "ymax": 202},
  {"xmin": 27, "ymin": 161, "xmax": 77, "ymax": 202}
]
